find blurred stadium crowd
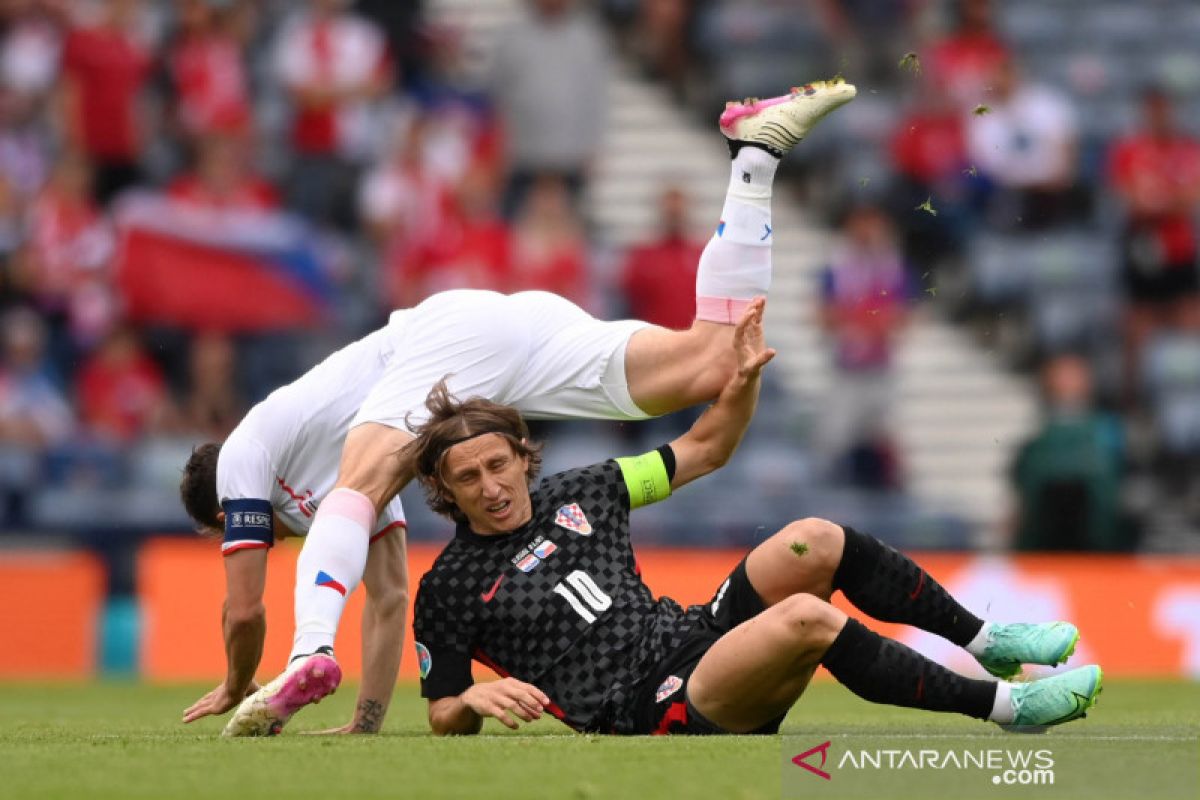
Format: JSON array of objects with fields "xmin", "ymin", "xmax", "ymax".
[{"xmin": 0, "ymin": 0, "xmax": 1198, "ymax": 554}]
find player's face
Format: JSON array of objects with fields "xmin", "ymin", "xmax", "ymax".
[{"xmin": 441, "ymin": 434, "xmax": 532, "ymax": 535}]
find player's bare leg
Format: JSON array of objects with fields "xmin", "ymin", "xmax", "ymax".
[
  {"xmin": 686, "ymin": 593, "xmax": 845, "ymax": 731},
  {"xmin": 686, "ymin": 595, "xmax": 1102, "ymax": 734},
  {"xmin": 626, "ymin": 80, "xmax": 857, "ymax": 416},
  {"xmin": 741, "ymin": 519, "xmax": 1080, "ymax": 679}
]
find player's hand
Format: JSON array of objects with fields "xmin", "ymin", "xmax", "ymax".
[
  {"xmin": 461, "ymin": 678, "xmax": 552, "ymax": 730},
  {"xmin": 733, "ymin": 297, "xmax": 776, "ymax": 379},
  {"xmin": 181, "ymin": 680, "xmax": 259, "ymax": 723}
]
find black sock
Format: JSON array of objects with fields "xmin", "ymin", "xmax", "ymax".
[
  {"xmin": 821, "ymin": 618, "xmax": 996, "ymax": 720},
  {"xmin": 832, "ymin": 527, "xmax": 984, "ymax": 647},
  {"xmin": 727, "ymin": 139, "xmax": 783, "ymax": 160}
]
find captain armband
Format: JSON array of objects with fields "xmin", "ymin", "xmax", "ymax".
[{"xmin": 614, "ymin": 446, "xmax": 675, "ymax": 510}]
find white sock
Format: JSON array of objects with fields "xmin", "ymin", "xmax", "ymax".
[
  {"xmin": 988, "ymin": 682, "xmax": 1015, "ymax": 724},
  {"xmin": 965, "ymin": 622, "xmax": 994, "ymax": 657},
  {"xmin": 290, "ymin": 488, "xmax": 375, "ymax": 660},
  {"xmin": 695, "ymin": 146, "xmax": 780, "ymax": 324}
]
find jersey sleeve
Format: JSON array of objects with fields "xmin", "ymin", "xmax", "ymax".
[
  {"xmin": 413, "ymin": 570, "xmax": 476, "ymax": 700},
  {"xmin": 216, "ymin": 433, "xmax": 276, "ymax": 555},
  {"xmin": 612, "ymin": 446, "xmax": 674, "ymax": 510}
]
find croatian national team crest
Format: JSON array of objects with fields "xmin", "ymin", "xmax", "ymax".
[
  {"xmin": 555, "ymin": 503, "xmax": 593, "ymax": 536},
  {"xmin": 415, "ymin": 642, "xmax": 432, "ymax": 679},
  {"xmin": 655, "ymin": 675, "xmax": 683, "ymax": 703}
]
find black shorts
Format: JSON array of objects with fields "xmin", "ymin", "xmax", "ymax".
[{"xmin": 631, "ymin": 557, "xmax": 787, "ymax": 736}]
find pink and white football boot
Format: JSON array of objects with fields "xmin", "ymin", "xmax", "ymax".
[
  {"xmin": 221, "ymin": 650, "xmax": 342, "ymax": 737},
  {"xmin": 719, "ymin": 78, "xmax": 857, "ymax": 155}
]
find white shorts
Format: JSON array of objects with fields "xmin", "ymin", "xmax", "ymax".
[{"xmin": 352, "ymin": 290, "xmax": 653, "ymax": 430}]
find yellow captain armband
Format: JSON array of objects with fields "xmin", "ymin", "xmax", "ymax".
[{"xmin": 614, "ymin": 450, "xmax": 672, "ymax": 510}]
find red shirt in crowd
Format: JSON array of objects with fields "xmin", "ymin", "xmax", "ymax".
[
  {"xmin": 927, "ymin": 32, "xmax": 1009, "ymax": 108},
  {"xmin": 166, "ymin": 174, "xmax": 279, "ymax": 213},
  {"xmin": 1108, "ymin": 133, "xmax": 1200, "ymax": 264},
  {"xmin": 620, "ymin": 236, "xmax": 702, "ymax": 330},
  {"xmin": 169, "ymin": 32, "xmax": 252, "ymax": 137},
  {"xmin": 62, "ymin": 25, "xmax": 152, "ymax": 161},
  {"xmin": 77, "ymin": 344, "xmax": 167, "ymax": 442},
  {"xmin": 890, "ymin": 111, "xmax": 968, "ymax": 185}
]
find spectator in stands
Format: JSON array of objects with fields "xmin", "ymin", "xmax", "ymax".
[
  {"xmin": 623, "ymin": 0, "xmax": 696, "ymax": 98},
  {"xmin": 926, "ymin": 0, "xmax": 1010, "ymax": 110},
  {"xmin": 59, "ymin": 0, "xmax": 154, "ymax": 204},
  {"xmin": 966, "ymin": 57, "xmax": 1084, "ymax": 230},
  {"xmin": 15, "ymin": 149, "xmax": 115, "ymax": 359},
  {"xmin": 166, "ymin": 0, "xmax": 253, "ymax": 143},
  {"xmin": 0, "ymin": 0, "xmax": 66, "ymax": 199},
  {"xmin": 509, "ymin": 174, "xmax": 590, "ymax": 306},
  {"xmin": 0, "ymin": 306, "xmax": 73, "ymax": 448},
  {"xmin": 179, "ymin": 330, "xmax": 242, "ymax": 439},
  {"xmin": 1, "ymin": 0, "xmax": 65, "ymax": 109},
  {"xmin": 619, "ymin": 184, "xmax": 700, "ymax": 330},
  {"xmin": 1107, "ymin": 87, "xmax": 1200, "ymax": 408},
  {"xmin": 359, "ymin": 115, "xmax": 457, "ymax": 307},
  {"xmin": 490, "ymin": 0, "xmax": 608, "ymax": 217},
  {"xmin": 888, "ymin": 83, "xmax": 972, "ymax": 268},
  {"xmin": 814, "ymin": 0, "xmax": 918, "ymax": 87},
  {"xmin": 816, "ymin": 205, "xmax": 914, "ymax": 489},
  {"xmin": 0, "ymin": 306, "xmax": 73, "ymax": 524},
  {"xmin": 406, "ymin": 27, "xmax": 502, "ymax": 188},
  {"xmin": 166, "ymin": 132, "xmax": 279, "ymax": 212},
  {"xmin": 76, "ymin": 324, "xmax": 173, "ymax": 443},
  {"xmin": 1010, "ymin": 352, "xmax": 1129, "ymax": 551},
  {"xmin": 272, "ymin": 0, "xmax": 391, "ymax": 229},
  {"xmin": 388, "ymin": 165, "xmax": 511, "ymax": 307}
]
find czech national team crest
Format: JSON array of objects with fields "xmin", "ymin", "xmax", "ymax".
[
  {"xmin": 555, "ymin": 503, "xmax": 593, "ymax": 535},
  {"xmin": 655, "ymin": 675, "xmax": 683, "ymax": 703}
]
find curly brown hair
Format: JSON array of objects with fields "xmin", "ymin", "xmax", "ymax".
[
  {"xmin": 406, "ymin": 380, "xmax": 543, "ymax": 522},
  {"xmin": 180, "ymin": 442, "xmax": 222, "ymax": 533}
]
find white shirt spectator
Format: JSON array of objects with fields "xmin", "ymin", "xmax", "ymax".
[{"xmin": 967, "ymin": 83, "xmax": 1078, "ymax": 188}]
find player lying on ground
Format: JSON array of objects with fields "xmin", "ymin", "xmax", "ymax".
[
  {"xmin": 408, "ymin": 300, "xmax": 1102, "ymax": 735},
  {"xmin": 195, "ymin": 78, "xmax": 859, "ymax": 736}
]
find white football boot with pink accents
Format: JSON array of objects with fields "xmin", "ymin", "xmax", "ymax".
[
  {"xmin": 221, "ymin": 651, "xmax": 342, "ymax": 737},
  {"xmin": 719, "ymin": 78, "xmax": 857, "ymax": 155}
]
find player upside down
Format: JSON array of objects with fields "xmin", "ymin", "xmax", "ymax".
[
  {"xmin": 181, "ymin": 78, "xmax": 860, "ymax": 736},
  {"xmin": 408, "ymin": 301, "xmax": 1102, "ymax": 735}
]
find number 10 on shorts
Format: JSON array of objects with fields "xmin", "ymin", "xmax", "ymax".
[{"xmin": 553, "ymin": 570, "xmax": 612, "ymax": 623}]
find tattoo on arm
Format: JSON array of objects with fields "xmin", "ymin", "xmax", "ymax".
[{"xmin": 353, "ymin": 699, "xmax": 386, "ymax": 733}]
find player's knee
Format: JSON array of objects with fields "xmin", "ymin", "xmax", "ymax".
[
  {"xmin": 780, "ymin": 518, "xmax": 844, "ymax": 572},
  {"xmin": 773, "ymin": 593, "xmax": 842, "ymax": 649}
]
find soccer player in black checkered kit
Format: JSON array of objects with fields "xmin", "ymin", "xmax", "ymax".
[{"xmin": 411, "ymin": 299, "xmax": 1103, "ymax": 736}]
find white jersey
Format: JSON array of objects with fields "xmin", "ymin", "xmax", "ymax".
[
  {"xmin": 217, "ymin": 321, "xmax": 408, "ymax": 554},
  {"xmin": 215, "ymin": 289, "xmax": 651, "ymax": 554}
]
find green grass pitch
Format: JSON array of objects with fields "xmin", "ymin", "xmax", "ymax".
[{"xmin": 1, "ymin": 679, "xmax": 1196, "ymax": 800}]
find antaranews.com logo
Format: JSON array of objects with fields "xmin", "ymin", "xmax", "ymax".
[{"xmin": 790, "ymin": 740, "xmax": 1055, "ymax": 788}]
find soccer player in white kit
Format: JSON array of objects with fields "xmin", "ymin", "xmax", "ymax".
[{"xmin": 182, "ymin": 79, "xmax": 857, "ymax": 736}]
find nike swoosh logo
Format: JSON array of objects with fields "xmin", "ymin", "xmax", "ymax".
[
  {"xmin": 481, "ymin": 575, "xmax": 505, "ymax": 603},
  {"xmin": 1043, "ymin": 690, "xmax": 1091, "ymax": 726}
]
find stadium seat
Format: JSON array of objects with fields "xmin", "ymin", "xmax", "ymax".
[{"xmin": 1142, "ymin": 334, "xmax": 1200, "ymax": 456}]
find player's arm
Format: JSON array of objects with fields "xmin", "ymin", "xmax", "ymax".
[
  {"xmin": 220, "ymin": 547, "xmax": 269, "ymax": 693},
  {"xmin": 428, "ymin": 679, "xmax": 552, "ymax": 736},
  {"xmin": 184, "ymin": 497, "xmax": 275, "ymax": 723},
  {"xmin": 182, "ymin": 546, "xmax": 268, "ymax": 723},
  {"xmin": 668, "ymin": 297, "xmax": 774, "ymax": 489},
  {"xmin": 342, "ymin": 527, "xmax": 410, "ymax": 733}
]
